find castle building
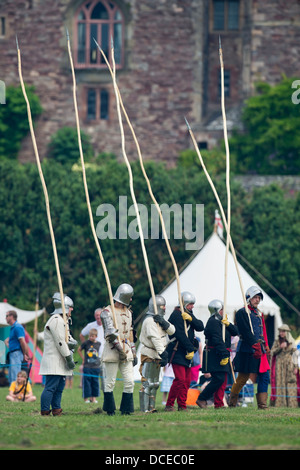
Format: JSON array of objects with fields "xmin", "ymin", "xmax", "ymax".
[{"xmin": 1, "ymin": 0, "xmax": 300, "ymax": 165}]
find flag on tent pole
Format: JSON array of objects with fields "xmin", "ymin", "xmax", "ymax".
[{"xmin": 214, "ymin": 209, "xmax": 224, "ymax": 239}]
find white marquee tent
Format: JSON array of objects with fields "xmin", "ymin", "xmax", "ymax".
[
  {"xmin": 161, "ymin": 231, "xmax": 283, "ymax": 335},
  {"xmin": 0, "ymin": 302, "xmax": 44, "ymax": 326},
  {"xmin": 134, "ymin": 230, "xmax": 283, "ymax": 381}
]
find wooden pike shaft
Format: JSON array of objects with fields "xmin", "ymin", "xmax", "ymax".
[
  {"xmin": 66, "ymin": 31, "xmax": 118, "ymax": 327},
  {"xmin": 110, "ymin": 40, "xmax": 158, "ymax": 315},
  {"xmin": 219, "ymin": 37, "xmax": 231, "ymax": 342},
  {"xmin": 93, "ymin": 38, "xmax": 187, "ymax": 333},
  {"xmin": 16, "ymin": 39, "xmax": 68, "ymax": 342},
  {"xmin": 230, "ymin": 358, "xmax": 236, "ymax": 384},
  {"xmin": 31, "ymin": 285, "xmax": 39, "ymax": 385},
  {"xmin": 184, "ymin": 118, "xmax": 253, "ymax": 334}
]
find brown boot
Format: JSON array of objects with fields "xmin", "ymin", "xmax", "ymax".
[
  {"xmin": 41, "ymin": 410, "xmax": 51, "ymax": 416},
  {"xmin": 228, "ymin": 392, "xmax": 239, "ymax": 407},
  {"xmin": 196, "ymin": 398, "xmax": 207, "ymax": 409},
  {"xmin": 164, "ymin": 405, "xmax": 175, "ymax": 412},
  {"xmin": 256, "ymin": 393, "xmax": 268, "ymax": 410},
  {"xmin": 52, "ymin": 408, "xmax": 63, "ymax": 416}
]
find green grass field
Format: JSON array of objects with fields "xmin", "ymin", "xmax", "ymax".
[{"xmin": 1, "ymin": 373, "xmax": 300, "ymax": 451}]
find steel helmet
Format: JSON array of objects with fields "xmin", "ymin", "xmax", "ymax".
[
  {"xmin": 181, "ymin": 291, "xmax": 196, "ymax": 309},
  {"xmin": 208, "ymin": 299, "xmax": 224, "ymax": 316},
  {"xmin": 113, "ymin": 283, "xmax": 134, "ymax": 306},
  {"xmin": 245, "ymin": 286, "xmax": 263, "ymax": 302},
  {"xmin": 147, "ymin": 295, "xmax": 166, "ymax": 316},
  {"xmin": 51, "ymin": 292, "xmax": 74, "ymax": 315}
]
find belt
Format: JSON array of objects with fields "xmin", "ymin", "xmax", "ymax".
[{"xmin": 206, "ymin": 346, "xmax": 232, "ymax": 351}]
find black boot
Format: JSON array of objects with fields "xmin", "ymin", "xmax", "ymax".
[
  {"xmin": 120, "ymin": 392, "xmax": 134, "ymax": 415},
  {"xmin": 103, "ymin": 392, "xmax": 116, "ymax": 416}
]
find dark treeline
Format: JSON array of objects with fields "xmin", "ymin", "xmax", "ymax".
[{"xmin": 0, "ymin": 156, "xmax": 299, "ymax": 333}]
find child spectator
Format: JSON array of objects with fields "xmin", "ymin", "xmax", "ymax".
[
  {"xmin": 6, "ymin": 370, "xmax": 36, "ymax": 402},
  {"xmin": 160, "ymin": 364, "xmax": 175, "ymax": 405},
  {"xmin": 78, "ymin": 328, "xmax": 101, "ymax": 403}
]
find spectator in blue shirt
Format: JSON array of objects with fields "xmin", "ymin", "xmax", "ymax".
[{"xmin": 5, "ymin": 311, "xmax": 29, "ymax": 384}]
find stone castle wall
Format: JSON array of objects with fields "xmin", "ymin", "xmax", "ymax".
[{"xmin": 0, "ymin": 0, "xmax": 299, "ymax": 165}]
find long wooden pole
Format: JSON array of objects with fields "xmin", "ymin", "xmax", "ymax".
[
  {"xmin": 219, "ymin": 36, "xmax": 231, "ymax": 342},
  {"xmin": 93, "ymin": 38, "xmax": 187, "ymax": 332},
  {"xmin": 16, "ymin": 38, "xmax": 68, "ymax": 342},
  {"xmin": 66, "ymin": 31, "xmax": 118, "ymax": 327},
  {"xmin": 31, "ymin": 284, "xmax": 39, "ymax": 385},
  {"xmin": 184, "ymin": 117, "xmax": 253, "ymax": 334},
  {"xmin": 109, "ymin": 38, "xmax": 158, "ymax": 315}
]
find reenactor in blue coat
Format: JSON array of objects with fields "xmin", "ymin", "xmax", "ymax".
[
  {"xmin": 228, "ymin": 286, "xmax": 270, "ymax": 409},
  {"xmin": 196, "ymin": 299, "xmax": 238, "ymax": 409},
  {"xmin": 165, "ymin": 292, "xmax": 204, "ymax": 411}
]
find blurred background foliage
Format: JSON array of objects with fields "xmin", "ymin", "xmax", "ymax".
[{"xmin": 0, "ymin": 79, "xmax": 299, "ymax": 333}]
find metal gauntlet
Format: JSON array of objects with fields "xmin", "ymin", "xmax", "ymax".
[
  {"xmin": 110, "ymin": 338, "xmax": 127, "ymax": 361},
  {"xmin": 101, "ymin": 309, "xmax": 118, "ymax": 341},
  {"xmin": 65, "ymin": 354, "xmax": 75, "ymax": 370}
]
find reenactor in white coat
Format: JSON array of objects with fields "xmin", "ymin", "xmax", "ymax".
[
  {"xmin": 39, "ymin": 292, "xmax": 77, "ymax": 416},
  {"xmin": 139, "ymin": 295, "xmax": 175, "ymax": 412}
]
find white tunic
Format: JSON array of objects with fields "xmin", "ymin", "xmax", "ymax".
[
  {"xmin": 39, "ymin": 314, "xmax": 73, "ymax": 377},
  {"xmin": 140, "ymin": 316, "xmax": 175, "ymax": 360},
  {"xmin": 101, "ymin": 305, "xmax": 134, "ymax": 363}
]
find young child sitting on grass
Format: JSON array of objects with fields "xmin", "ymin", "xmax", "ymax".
[{"xmin": 6, "ymin": 370, "xmax": 36, "ymax": 402}]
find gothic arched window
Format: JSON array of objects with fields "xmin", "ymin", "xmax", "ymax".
[{"xmin": 74, "ymin": 0, "xmax": 124, "ymax": 68}]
